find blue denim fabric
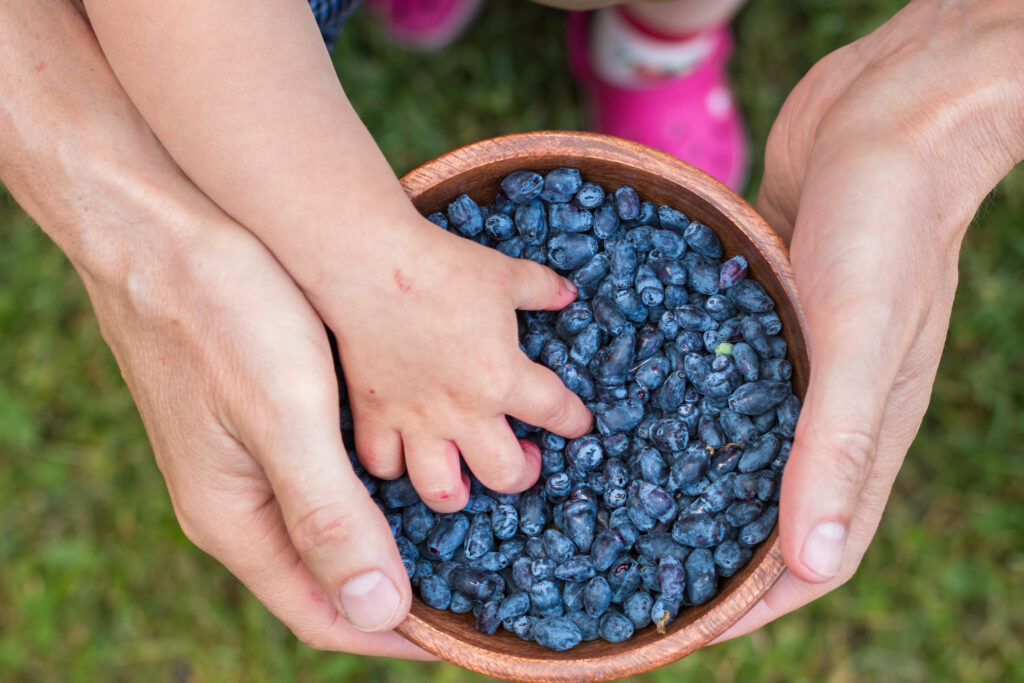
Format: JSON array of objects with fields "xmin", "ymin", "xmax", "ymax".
[{"xmin": 309, "ymin": 0, "xmax": 361, "ymax": 49}]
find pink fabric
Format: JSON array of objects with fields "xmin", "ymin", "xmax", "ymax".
[
  {"xmin": 366, "ymin": 0, "xmax": 483, "ymax": 51},
  {"xmin": 568, "ymin": 12, "xmax": 749, "ymax": 192}
]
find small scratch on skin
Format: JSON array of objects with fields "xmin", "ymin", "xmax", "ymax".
[
  {"xmin": 393, "ymin": 268, "xmax": 412, "ymax": 293},
  {"xmin": 310, "ymin": 590, "xmax": 326, "ymax": 604},
  {"xmin": 34, "ymin": 60, "xmax": 46, "ymax": 72}
]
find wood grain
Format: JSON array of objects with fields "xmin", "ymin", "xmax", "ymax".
[{"xmin": 397, "ymin": 131, "xmax": 809, "ymax": 683}]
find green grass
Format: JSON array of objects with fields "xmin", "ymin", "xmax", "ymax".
[{"xmin": 2, "ymin": 1, "xmax": 1022, "ymax": 681}]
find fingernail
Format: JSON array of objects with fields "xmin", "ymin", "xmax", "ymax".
[
  {"xmin": 800, "ymin": 522, "xmax": 847, "ymax": 579},
  {"xmin": 339, "ymin": 570, "xmax": 401, "ymax": 632},
  {"xmin": 561, "ymin": 277, "xmax": 577, "ymax": 296}
]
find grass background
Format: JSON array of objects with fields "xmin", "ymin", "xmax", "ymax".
[{"xmin": 1, "ymin": 0, "xmax": 1022, "ymax": 680}]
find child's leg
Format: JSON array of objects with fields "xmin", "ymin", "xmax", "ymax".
[
  {"xmin": 365, "ymin": 0, "xmax": 484, "ymax": 51},
  {"xmin": 620, "ymin": 0, "xmax": 745, "ymax": 35},
  {"xmin": 567, "ymin": 0, "xmax": 750, "ymax": 190}
]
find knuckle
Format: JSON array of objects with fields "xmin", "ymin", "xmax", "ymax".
[
  {"xmin": 830, "ymin": 427, "xmax": 878, "ymax": 485},
  {"xmin": 421, "ymin": 484, "xmax": 467, "ymax": 510},
  {"xmin": 293, "ymin": 625, "xmax": 334, "ymax": 652},
  {"xmin": 288, "ymin": 503, "xmax": 359, "ymax": 559},
  {"xmin": 484, "ymin": 462, "xmax": 528, "ymax": 494}
]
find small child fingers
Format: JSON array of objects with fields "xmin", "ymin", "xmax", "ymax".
[
  {"xmin": 506, "ymin": 360, "xmax": 593, "ymax": 439},
  {"xmin": 354, "ymin": 420, "xmax": 405, "ymax": 480},
  {"xmin": 456, "ymin": 418, "xmax": 542, "ymax": 494},
  {"xmin": 402, "ymin": 435, "xmax": 470, "ymax": 514}
]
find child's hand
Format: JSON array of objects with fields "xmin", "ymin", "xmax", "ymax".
[{"xmin": 331, "ymin": 221, "xmax": 593, "ymax": 512}]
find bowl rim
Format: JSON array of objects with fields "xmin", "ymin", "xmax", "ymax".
[{"xmin": 396, "ymin": 130, "xmax": 804, "ymax": 682}]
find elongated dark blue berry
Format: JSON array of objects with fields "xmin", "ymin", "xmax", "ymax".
[
  {"xmin": 739, "ymin": 505, "xmax": 778, "ymax": 546},
  {"xmin": 448, "ymin": 194, "xmax": 484, "ymax": 236},
  {"xmin": 501, "ymin": 170, "xmax": 544, "ymax": 203},
  {"xmin": 575, "ymin": 182, "xmax": 605, "ymax": 209},
  {"xmin": 683, "ymin": 221, "xmax": 723, "ymax": 258},
  {"xmin": 727, "ymin": 279, "xmax": 775, "ymax": 313},
  {"xmin": 420, "ymin": 575, "xmax": 452, "ymax": 610},
  {"xmin": 484, "ymin": 212, "xmax": 516, "ymax": 241},
  {"xmin": 657, "ymin": 205, "xmax": 689, "ymax": 232},
  {"xmin": 530, "ymin": 579, "xmax": 564, "ymax": 617},
  {"xmin": 598, "ymin": 610, "xmax": 635, "ymax": 643},
  {"xmin": 739, "ymin": 433, "xmax": 781, "ymax": 472},
  {"xmin": 533, "ymin": 616, "xmax": 583, "ymax": 651},
  {"xmin": 548, "ymin": 233, "xmax": 599, "ymax": 270},
  {"xmin": 556, "ymin": 302, "xmax": 593, "ymax": 339},
  {"xmin": 777, "ymin": 394, "xmax": 801, "ymax": 437},
  {"xmin": 672, "ymin": 512, "xmax": 727, "ymax": 548},
  {"xmin": 541, "ymin": 167, "xmax": 583, "ymax": 203},
  {"xmin": 729, "ymin": 381, "xmax": 791, "ymax": 415},
  {"xmin": 714, "ymin": 540, "xmax": 753, "ymax": 577},
  {"xmin": 593, "ymin": 199, "xmax": 621, "ymax": 240},
  {"xmin": 584, "ymin": 576, "xmax": 612, "ymax": 618},
  {"xmin": 476, "ymin": 599, "xmax": 502, "ymax": 635},
  {"xmin": 684, "ymin": 253, "xmax": 720, "ymax": 296},
  {"xmin": 548, "ymin": 202, "xmax": 594, "ymax": 233},
  {"xmin": 515, "ymin": 198, "xmax": 548, "ymax": 245},
  {"xmin": 615, "ymin": 186, "xmax": 640, "ymax": 220},
  {"xmin": 684, "ymin": 549, "xmax": 717, "ymax": 604},
  {"xmin": 464, "ymin": 513, "xmax": 495, "ymax": 560}
]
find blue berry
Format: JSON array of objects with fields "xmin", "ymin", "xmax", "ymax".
[
  {"xmin": 684, "ymin": 549, "xmax": 717, "ymax": 605},
  {"xmin": 727, "ymin": 279, "xmax": 775, "ymax": 313},
  {"xmin": 683, "ymin": 221, "xmax": 723, "ymax": 258},
  {"xmin": 541, "ymin": 167, "xmax": 583, "ymax": 203},
  {"xmin": 420, "ymin": 575, "xmax": 452, "ymax": 610},
  {"xmin": 426, "ymin": 513, "xmax": 470, "ymax": 560},
  {"xmin": 548, "ymin": 203, "xmax": 594, "ymax": 233},
  {"xmin": 714, "ymin": 540, "xmax": 753, "ymax": 577},
  {"xmin": 598, "ymin": 610, "xmax": 635, "ymax": 643},
  {"xmin": 739, "ymin": 433, "xmax": 781, "ymax": 472},
  {"xmin": 530, "ymin": 579, "xmax": 564, "ymax": 617},
  {"xmin": 594, "ymin": 400, "xmax": 645, "ymax": 435},
  {"xmin": 464, "ymin": 513, "xmax": 495, "ymax": 560},
  {"xmin": 657, "ymin": 205, "xmax": 689, "ymax": 232},
  {"xmin": 447, "ymin": 194, "xmax": 483, "ymax": 236},
  {"xmin": 729, "ymin": 381, "xmax": 791, "ymax": 415},
  {"xmin": 567, "ymin": 611, "xmax": 600, "ymax": 641},
  {"xmin": 533, "ymin": 616, "xmax": 583, "ymax": 651},
  {"xmin": 575, "ymin": 182, "xmax": 605, "ymax": 209},
  {"xmin": 614, "ymin": 186, "xmax": 641, "ymax": 220},
  {"xmin": 583, "ymin": 576, "xmax": 612, "ymax": 618},
  {"xmin": 484, "ymin": 212, "xmax": 516, "ymax": 240},
  {"xmin": 426, "ymin": 211, "xmax": 448, "ymax": 229},
  {"xmin": 593, "ymin": 199, "xmax": 621, "ymax": 240},
  {"xmin": 450, "ymin": 567, "xmax": 497, "ymax": 601},
  {"xmin": 476, "ymin": 599, "xmax": 502, "ymax": 635},
  {"xmin": 501, "ymin": 170, "xmax": 544, "ymax": 203},
  {"xmin": 672, "ymin": 512, "xmax": 728, "ymax": 548},
  {"xmin": 515, "ymin": 198, "xmax": 548, "ymax": 245},
  {"xmin": 547, "ymin": 233, "xmax": 598, "ymax": 272},
  {"xmin": 624, "ymin": 591, "xmax": 654, "ymax": 629}
]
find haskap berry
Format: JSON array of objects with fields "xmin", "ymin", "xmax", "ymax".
[{"xmin": 334, "ymin": 168, "xmax": 801, "ymax": 650}]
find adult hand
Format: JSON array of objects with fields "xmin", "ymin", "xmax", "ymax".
[
  {"xmin": 720, "ymin": 0, "xmax": 1023, "ymax": 639},
  {"xmin": 0, "ymin": 0, "xmax": 432, "ymax": 652}
]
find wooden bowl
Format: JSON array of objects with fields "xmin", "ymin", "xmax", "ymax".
[{"xmin": 396, "ymin": 131, "xmax": 808, "ymax": 682}]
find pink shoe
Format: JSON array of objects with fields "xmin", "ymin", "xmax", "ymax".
[
  {"xmin": 568, "ymin": 11, "xmax": 749, "ymax": 192},
  {"xmin": 366, "ymin": 0, "xmax": 483, "ymax": 52}
]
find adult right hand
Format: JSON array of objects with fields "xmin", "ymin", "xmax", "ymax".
[{"xmin": 1, "ymin": 0, "xmax": 430, "ymax": 651}]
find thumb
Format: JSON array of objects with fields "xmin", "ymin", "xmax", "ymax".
[
  {"xmin": 780, "ymin": 160, "xmax": 923, "ymax": 583},
  {"xmin": 242, "ymin": 387, "xmax": 413, "ymax": 633},
  {"xmin": 509, "ymin": 257, "xmax": 578, "ymax": 311}
]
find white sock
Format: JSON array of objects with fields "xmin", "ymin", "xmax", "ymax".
[{"xmin": 588, "ymin": 7, "xmax": 715, "ymax": 89}]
